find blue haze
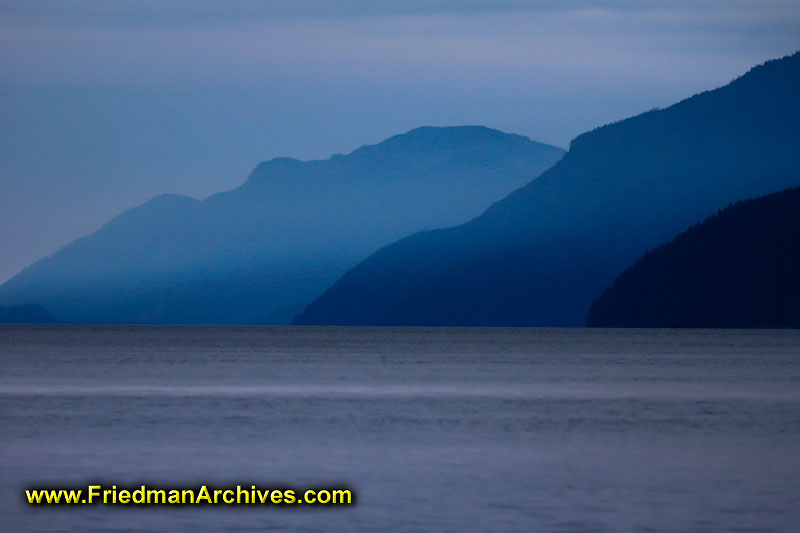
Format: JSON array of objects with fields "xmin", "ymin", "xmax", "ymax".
[
  {"xmin": 0, "ymin": 126, "xmax": 563, "ymax": 324},
  {"xmin": 2, "ymin": 0, "xmax": 800, "ymax": 281},
  {"xmin": 296, "ymin": 52, "xmax": 800, "ymax": 326}
]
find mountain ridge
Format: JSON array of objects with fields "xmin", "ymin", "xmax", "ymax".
[
  {"xmin": 294, "ymin": 51, "xmax": 800, "ymax": 326},
  {"xmin": 587, "ymin": 186, "xmax": 800, "ymax": 328},
  {"xmin": 0, "ymin": 126, "xmax": 564, "ymax": 324}
]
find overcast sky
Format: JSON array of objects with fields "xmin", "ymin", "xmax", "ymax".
[{"xmin": 1, "ymin": 0, "xmax": 799, "ymax": 282}]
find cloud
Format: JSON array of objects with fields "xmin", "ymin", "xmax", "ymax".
[
  {"xmin": 2, "ymin": 0, "xmax": 799, "ymax": 28},
  {"xmin": 2, "ymin": 1, "xmax": 798, "ymax": 90}
]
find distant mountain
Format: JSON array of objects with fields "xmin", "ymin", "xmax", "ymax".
[
  {"xmin": 0, "ymin": 304, "xmax": 59, "ymax": 324},
  {"xmin": 586, "ymin": 187, "xmax": 800, "ymax": 328},
  {"xmin": 0, "ymin": 126, "xmax": 563, "ymax": 324},
  {"xmin": 295, "ymin": 52, "xmax": 800, "ymax": 326}
]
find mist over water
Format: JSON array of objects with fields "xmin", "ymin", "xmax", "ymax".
[{"xmin": 2, "ymin": 326, "xmax": 799, "ymax": 531}]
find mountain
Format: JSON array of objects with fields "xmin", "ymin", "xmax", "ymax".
[
  {"xmin": 586, "ymin": 187, "xmax": 800, "ymax": 328},
  {"xmin": 0, "ymin": 304, "xmax": 59, "ymax": 324},
  {"xmin": 294, "ymin": 52, "xmax": 800, "ymax": 326},
  {"xmin": 0, "ymin": 126, "xmax": 564, "ymax": 324}
]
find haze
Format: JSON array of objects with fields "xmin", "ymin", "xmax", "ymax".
[{"xmin": 1, "ymin": 0, "xmax": 799, "ymax": 282}]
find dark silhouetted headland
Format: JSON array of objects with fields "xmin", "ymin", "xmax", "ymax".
[
  {"xmin": 295, "ymin": 52, "xmax": 800, "ymax": 326},
  {"xmin": 0, "ymin": 126, "xmax": 563, "ymax": 324},
  {"xmin": 586, "ymin": 187, "xmax": 800, "ymax": 328}
]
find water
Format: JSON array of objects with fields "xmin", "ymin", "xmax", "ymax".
[{"xmin": 1, "ymin": 326, "xmax": 799, "ymax": 532}]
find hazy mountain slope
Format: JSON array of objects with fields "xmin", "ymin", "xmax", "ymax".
[
  {"xmin": 0, "ymin": 304, "xmax": 59, "ymax": 324},
  {"xmin": 0, "ymin": 126, "xmax": 563, "ymax": 324},
  {"xmin": 295, "ymin": 52, "xmax": 800, "ymax": 326},
  {"xmin": 586, "ymin": 187, "xmax": 800, "ymax": 328}
]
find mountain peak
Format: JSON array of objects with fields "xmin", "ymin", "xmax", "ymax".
[
  {"xmin": 242, "ymin": 125, "xmax": 563, "ymax": 190},
  {"xmin": 250, "ymin": 156, "xmax": 303, "ymax": 174},
  {"xmin": 376, "ymin": 125, "xmax": 529, "ymax": 149}
]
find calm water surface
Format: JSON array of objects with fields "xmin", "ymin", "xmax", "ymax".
[{"xmin": 1, "ymin": 326, "xmax": 799, "ymax": 532}]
